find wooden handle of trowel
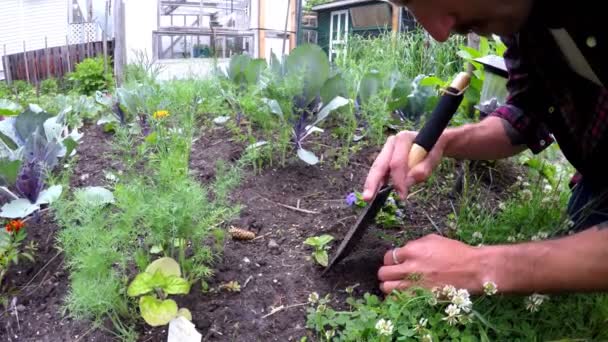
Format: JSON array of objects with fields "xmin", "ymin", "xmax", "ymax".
[{"xmin": 408, "ymin": 72, "xmax": 471, "ymax": 168}]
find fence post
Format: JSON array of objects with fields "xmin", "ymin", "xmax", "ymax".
[
  {"xmin": 23, "ymin": 41, "xmax": 30, "ymax": 84},
  {"xmin": 114, "ymin": 0, "xmax": 126, "ymax": 85},
  {"xmin": 3, "ymin": 44, "xmax": 11, "ymax": 85},
  {"xmin": 45, "ymin": 36, "xmax": 51, "ymax": 78},
  {"xmin": 65, "ymin": 36, "xmax": 72, "ymax": 73},
  {"xmin": 103, "ymin": 0, "xmax": 109, "ymax": 74}
]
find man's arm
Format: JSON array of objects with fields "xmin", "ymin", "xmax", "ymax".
[
  {"xmin": 378, "ymin": 224, "xmax": 608, "ymax": 294},
  {"xmin": 481, "ymin": 224, "xmax": 608, "ymax": 293},
  {"xmin": 439, "ymin": 116, "xmax": 527, "ymax": 161}
]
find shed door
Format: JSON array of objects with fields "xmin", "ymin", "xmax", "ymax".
[{"xmin": 329, "ymin": 10, "xmax": 348, "ymax": 62}]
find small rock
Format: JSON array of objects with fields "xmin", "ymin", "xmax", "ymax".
[
  {"xmin": 16, "ymin": 305, "xmax": 25, "ymax": 312},
  {"xmin": 243, "ymin": 257, "xmax": 251, "ymax": 264},
  {"xmin": 268, "ymin": 239, "xmax": 279, "ymax": 250},
  {"xmin": 79, "ymin": 173, "xmax": 90, "ymax": 181}
]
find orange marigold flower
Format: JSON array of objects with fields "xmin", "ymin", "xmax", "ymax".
[
  {"xmin": 5, "ymin": 219, "xmax": 25, "ymax": 234},
  {"xmin": 153, "ymin": 110, "xmax": 169, "ymax": 119}
]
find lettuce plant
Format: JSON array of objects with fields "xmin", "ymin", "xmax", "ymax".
[{"xmin": 127, "ymin": 257, "xmax": 192, "ymax": 327}]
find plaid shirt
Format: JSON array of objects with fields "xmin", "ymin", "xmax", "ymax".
[{"xmin": 488, "ymin": 1, "xmax": 608, "ymax": 189}]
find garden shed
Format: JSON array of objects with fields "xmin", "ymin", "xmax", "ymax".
[{"xmin": 311, "ymin": 0, "xmax": 416, "ymax": 61}]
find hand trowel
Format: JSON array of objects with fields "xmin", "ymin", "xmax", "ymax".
[{"xmin": 323, "ymin": 71, "xmax": 471, "ymax": 274}]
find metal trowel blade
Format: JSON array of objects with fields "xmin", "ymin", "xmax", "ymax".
[{"xmin": 323, "ymin": 185, "xmax": 393, "ymax": 274}]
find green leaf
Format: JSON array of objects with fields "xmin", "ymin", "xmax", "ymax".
[
  {"xmin": 312, "ymin": 96, "xmax": 349, "ymax": 127},
  {"xmin": 163, "ymin": 275, "xmax": 191, "ymax": 295},
  {"xmin": 146, "ymin": 257, "xmax": 181, "ymax": 277},
  {"xmin": 0, "ymin": 131, "xmax": 18, "ymax": 151},
  {"xmin": 177, "ymin": 308, "xmax": 192, "ymax": 321},
  {"xmin": 244, "ymin": 58, "xmax": 267, "ymax": 85},
  {"xmin": 0, "ymin": 198, "xmax": 39, "ymax": 219},
  {"xmin": 15, "ymin": 109, "xmax": 53, "ymax": 143},
  {"xmin": 63, "ymin": 137, "xmax": 78, "ymax": 158},
  {"xmin": 262, "ymin": 99, "xmax": 283, "ymax": 117},
  {"xmin": 228, "ymin": 54, "xmax": 251, "ymax": 85},
  {"xmin": 150, "ymin": 245, "xmax": 163, "ymax": 254},
  {"xmin": 387, "ymin": 79, "xmax": 413, "ymax": 112},
  {"xmin": 35, "ymin": 185, "xmax": 63, "ymax": 205},
  {"xmin": 145, "ymin": 131, "xmax": 158, "ymax": 144},
  {"xmin": 479, "ymin": 37, "xmax": 490, "ymax": 55},
  {"xmin": 285, "ymin": 44, "xmax": 330, "ymax": 100},
  {"xmin": 359, "ymin": 71, "xmax": 383, "ymax": 105},
  {"xmin": 419, "ymin": 76, "xmax": 446, "ymax": 87},
  {"xmin": 74, "ymin": 186, "xmax": 115, "ymax": 206},
  {"xmin": 297, "ymin": 148, "xmax": 319, "ymax": 165},
  {"xmin": 0, "ymin": 100, "xmax": 23, "ymax": 116},
  {"xmin": 127, "ymin": 272, "xmax": 155, "ymax": 297},
  {"xmin": 0, "ymin": 159, "xmax": 21, "ymax": 186},
  {"xmin": 320, "ymin": 74, "xmax": 348, "ymax": 105},
  {"xmin": 139, "ymin": 295, "xmax": 178, "ymax": 327},
  {"xmin": 313, "ymin": 250, "xmax": 329, "ymax": 267}
]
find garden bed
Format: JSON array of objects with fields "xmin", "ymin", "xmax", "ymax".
[{"xmin": 0, "ymin": 121, "xmax": 517, "ymax": 341}]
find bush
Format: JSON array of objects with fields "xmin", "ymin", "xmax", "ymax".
[
  {"xmin": 0, "ymin": 81, "xmax": 10, "ymax": 98},
  {"xmin": 40, "ymin": 78, "xmax": 59, "ymax": 95},
  {"xmin": 11, "ymin": 80, "xmax": 33, "ymax": 95},
  {"xmin": 69, "ymin": 57, "xmax": 114, "ymax": 95}
]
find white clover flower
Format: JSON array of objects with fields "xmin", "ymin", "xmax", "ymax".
[
  {"xmin": 442, "ymin": 285, "xmax": 457, "ymax": 298},
  {"xmin": 541, "ymin": 196, "xmax": 552, "ymax": 204},
  {"xmin": 443, "ymin": 304, "xmax": 461, "ymax": 325},
  {"xmin": 325, "ymin": 330, "xmax": 335, "ymax": 340},
  {"xmin": 522, "ymin": 182, "xmax": 530, "ymax": 188},
  {"xmin": 483, "ymin": 281, "xmax": 498, "ymax": 296},
  {"xmin": 308, "ymin": 292, "xmax": 319, "ymax": 304},
  {"xmin": 451, "ymin": 289, "xmax": 472, "ymax": 312},
  {"xmin": 427, "ymin": 296, "xmax": 438, "ymax": 306},
  {"xmin": 516, "ymin": 233, "xmax": 525, "ymax": 240},
  {"xmin": 567, "ymin": 220, "xmax": 575, "ymax": 228},
  {"xmin": 543, "ymin": 184, "xmax": 553, "ymax": 193},
  {"xmin": 414, "ymin": 317, "xmax": 428, "ymax": 333},
  {"xmin": 375, "ymin": 319, "xmax": 394, "ymax": 336},
  {"xmin": 520, "ymin": 189, "xmax": 533, "ymax": 201},
  {"xmin": 525, "ymin": 293, "xmax": 549, "ymax": 312},
  {"xmin": 538, "ymin": 231, "xmax": 549, "ymax": 239},
  {"xmin": 421, "ymin": 334, "xmax": 433, "ymax": 342},
  {"xmin": 317, "ymin": 304, "xmax": 327, "ymax": 312},
  {"xmin": 507, "ymin": 235, "xmax": 516, "ymax": 242},
  {"xmin": 498, "ymin": 202, "xmax": 507, "ymax": 211},
  {"xmin": 472, "ymin": 231, "xmax": 483, "ymax": 240}
]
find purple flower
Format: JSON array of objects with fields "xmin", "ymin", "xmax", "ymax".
[{"xmin": 345, "ymin": 192, "xmax": 357, "ymax": 206}]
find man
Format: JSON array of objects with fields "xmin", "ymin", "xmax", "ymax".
[{"xmin": 364, "ymin": 0, "xmax": 608, "ymax": 295}]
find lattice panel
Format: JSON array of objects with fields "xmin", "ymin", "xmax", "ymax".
[{"xmin": 69, "ymin": 23, "xmax": 99, "ymax": 44}]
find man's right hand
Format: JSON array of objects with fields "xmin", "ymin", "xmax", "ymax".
[{"xmin": 362, "ymin": 130, "xmax": 446, "ymax": 201}]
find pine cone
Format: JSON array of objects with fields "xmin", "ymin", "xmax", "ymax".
[{"xmin": 229, "ymin": 226, "xmax": 255, "ymax": 240}]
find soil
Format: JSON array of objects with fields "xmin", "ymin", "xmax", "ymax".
[{"xmin": 0, "ymin": 123, "xmax": 519, "ymax": 342}]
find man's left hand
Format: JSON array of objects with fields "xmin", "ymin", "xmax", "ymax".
[{"xmin": 378, "ymin": 234, "xmax": 491, "ymax": 294}]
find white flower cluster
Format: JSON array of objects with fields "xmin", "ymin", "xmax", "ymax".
[
  {"xmin": 483, "ymin": 281, "xmax": 498, "ymax": 296},
  {"xmin": 472, "ymin": 231, "xmax": 483, "ymax": 241},
  {"xmin": 432, "ymin": 285, "xmax": 474, "ymax": 326},
  {"xmin": 375, "ymin": 318, "xmax": 394, "ymax": 336},
  {"xmin": 525, "ymin": 293, "xmax": 549, "ymax": 312},
  {"xmin": 531, "ymin": 231, "xmax": 549, "ymax": 241}
]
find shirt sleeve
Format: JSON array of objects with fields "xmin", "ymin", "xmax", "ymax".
[{"xmin": 487, "ymin": 34, "xmax": 554, "ymax": 154}]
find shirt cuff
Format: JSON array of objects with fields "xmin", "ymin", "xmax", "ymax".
[{"xmin": 488, "ymin": 104, "xmax": 554, "ymax": 154}]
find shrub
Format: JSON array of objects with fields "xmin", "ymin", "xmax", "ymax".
[
  {"xmin": 40, "ymin": 78, "xmax": 59, "ymax": 95},
  {"xmin": 69, "ymin": 57, "xmax": 114, "ymax": 95}
]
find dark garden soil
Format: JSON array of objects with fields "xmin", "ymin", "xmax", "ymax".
[{"xmin": 0, "ymin": 123, "xmax": 521, "ymax": 342}]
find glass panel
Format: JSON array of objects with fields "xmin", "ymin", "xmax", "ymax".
[{"xmin": 350, "ymin": 4, "xmax": 390, "ymax": 28}]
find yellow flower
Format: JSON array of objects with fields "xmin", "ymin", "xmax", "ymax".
[{"xmin": 153, "ymin": 110, "xmax": 169, "ymax": 119}]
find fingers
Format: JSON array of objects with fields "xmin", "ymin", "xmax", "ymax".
[
  {"xmin": 390, "ymin": 132, "xmax": 416, "ymax": 200},
  {"xmin": 382, "ymin": 247, "xmax": 408, "ymax": 266},
  {"xmin": 363, "ymin": 136, "xmax": 396, "ymax": 201},
  {"xmin": 377, "ymin": 264, "xmax": 407, "ymax": 282},
  {"xmin": 407, "ymin": 144, "xmax": 444, "ymax": 183},
  {"xmin": 379, "ymin": 280, "xmax": 412, "ymax": 294}
]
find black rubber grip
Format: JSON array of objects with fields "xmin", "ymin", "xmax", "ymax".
[{"xmin": 413, "ymin": 87, "xmax": 464, "ymax": 152}]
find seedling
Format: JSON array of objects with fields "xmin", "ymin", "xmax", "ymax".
[
  {"xmin": 127, "ymin": 257, "xmax": 192, "ymax": 327},
  {"xmin": 304, "ymin": 234, "xmax": 334, "ymax": 267}
]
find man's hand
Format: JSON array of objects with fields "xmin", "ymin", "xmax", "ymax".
[
  {"xmin": 362, "ymin": 131, "xmax": 446, "ymax": 201},
  {"xmin": 378, "ymin": 234, "xmax": 488, "ymax": 294}
]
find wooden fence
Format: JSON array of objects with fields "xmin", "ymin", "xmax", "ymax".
[{"xmin": 2, "ymin": 39, "xmax": 114, "ymax": 86}]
